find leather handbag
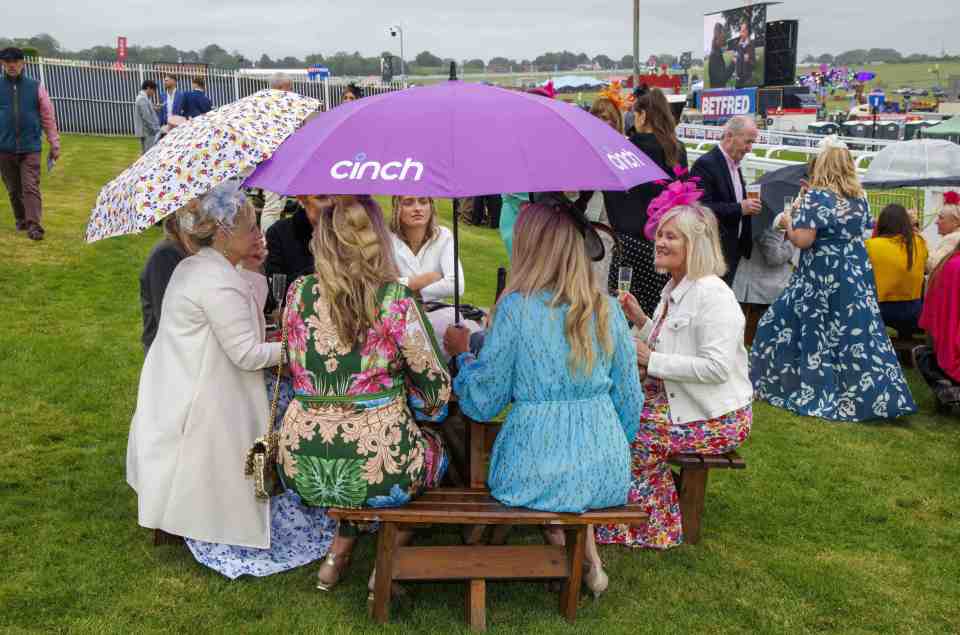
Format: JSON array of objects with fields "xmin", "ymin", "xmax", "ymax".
[{"xmin": 244, "ymin": 318, "xmax": 286, "ymax": 499}]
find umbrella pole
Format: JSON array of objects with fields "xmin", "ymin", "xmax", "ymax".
[
  {"xmin": 453, "ymin": 198, "xmax": 461, "ymax": 324},
  {"xmin": 449, "ymin": 60, "xmax": 461, "ymax": 325}
]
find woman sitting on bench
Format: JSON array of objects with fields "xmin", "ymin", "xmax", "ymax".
[
  {"xmin": 277, "ymin": 195, "xmax": 452, "ymax": 594},
  {"xmin": 389, "ymin": 195, "xmax": 482, "ymax": 358},
  {"xmin": 595, "ymin": 188, "xmax": 753, "ymax": 550},
  {"xmin": 444, "ymin": 195, "xmax": 643, "ymax": 598}
]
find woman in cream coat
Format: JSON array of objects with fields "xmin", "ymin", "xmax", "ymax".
[
  {"xmin": 596, "ymin": 200, "xmax": 753, "ymax": 550},
  {"xmin": 127, "ymin": 183, "xmax": 333, "ymax": 578}
]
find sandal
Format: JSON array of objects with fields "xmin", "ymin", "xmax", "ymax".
[{"xmin": 316, "ymin": 552, "xmax": 351, "ymax": 591}]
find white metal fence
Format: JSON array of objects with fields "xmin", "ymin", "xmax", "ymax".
[{"xmin": 21, "ymin": 57, "xmax": 406, "ymax": 136}]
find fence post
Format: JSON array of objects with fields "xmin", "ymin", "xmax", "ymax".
[
  {"xmin": 323, "ymin": 77, "xmax": 331, "ymax": 111},
  {"xmin": 37, "ymin": 57, "xmax": 46, "ymax": 86},
  {"xmin": 138, "ymin": 63, "xmax": 145, "ymax": 86},
  {"xmin": 233, "ymin": 70, "xmax": 240, "ymax": 101}
]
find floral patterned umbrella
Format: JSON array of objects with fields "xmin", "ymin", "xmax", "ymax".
[{"xmin": 84, "ymin": 89, "xmax": 320, "ymax": 242}]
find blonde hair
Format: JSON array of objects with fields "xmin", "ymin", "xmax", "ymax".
[
  {"xmin": 590, "ymin": 97, "xmax": 623, "ymax": 134},
  {"xmin": 810, "ymin": 146, "xmax": 865, "ymax": 200},
  {"xmin": 940, "ymin": 202, "xmax": 960, "ymax": 223},
  {"xmin": 494, "ymin": 202, "xmax": 613, "ymax": 375},
  {"xmin": 390, "ymin": 196, "xmax": 439, "ymax": 250},
  {"xmin": 311, "ymin": 196, "xmax": 398, "ymax": 344},
  {"xmin": 163, "ymin": 207, "xmax": 196, "ymax": 254},
  {"xmin": 655, "ymin": 204, "xmax": 727, "ymax": 279}
]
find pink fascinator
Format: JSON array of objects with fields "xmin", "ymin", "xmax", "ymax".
[{"xmin": 643, "ymin": 166, "xmax": 703, "ymax": 241}]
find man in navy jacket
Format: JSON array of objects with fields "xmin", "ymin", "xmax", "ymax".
[
  {"xmin": 691, "ymin": 115, "xmax": 761, "ymax": 285},
  {"xmin": 178, "ymin": 77, "xmax": 212, "ymax": 119},
  {"xmin": 157, "ymin": 73, "xmax": 184, "ymax": 127}
]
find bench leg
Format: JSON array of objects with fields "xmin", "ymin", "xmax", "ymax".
[
  {"xmin": 559, "ymin": 526, "xmax": 586, "ymax": 623},
  {"xmin": 371, "ymin": 521, "xmax": 399, "ymax": 624},
  {"xmin": 678, "ymin": 468, "xmax": 709, "ymax": 545},
  {"xmin": 465, "ymin": 579, "xmax": 487, "ymax": 632},
  {"xmin": 462, "ymin": 525, "xmax": 487, "ymax": 545}
]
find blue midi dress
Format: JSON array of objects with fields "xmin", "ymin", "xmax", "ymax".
[{"xmin": 453, "ymin": 292, "xmax": 642, "ymax": 512}]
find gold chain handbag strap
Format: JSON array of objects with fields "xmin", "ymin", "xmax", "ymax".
[{"xmin": 267, "ymin": 314, "xmax": 287, "ymax": 436}]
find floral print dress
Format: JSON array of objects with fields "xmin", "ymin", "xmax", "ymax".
[
  {"xmin": 750, "ymin": 189, "xmax": 917, "ymax": 421},
  {"xmin": 279, "ymin": 277, "xmax": 451, "ymax": 510},
  {"xmin": 595, "ymin": 305, "xmax": 751, "ymax": 549}
]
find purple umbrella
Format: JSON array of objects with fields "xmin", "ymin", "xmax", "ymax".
[
  {"xmin": 245, "ymin": 81, "xmax": 668, "ymax": 196},
  {"xmin": 246, "ymin": 80, "xmax": 669, "ymax": 319}
]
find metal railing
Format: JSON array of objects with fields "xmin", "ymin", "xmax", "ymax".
[
  {"xmin": 677, "ymin": 123, "xmax": 899, "ymax": 153},
  {"xmin": 21, "ymin": 57, "xmax": 406, "ymax": 137}
]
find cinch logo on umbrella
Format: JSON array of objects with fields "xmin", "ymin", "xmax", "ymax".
[
  {"xmin": 607, "ymin": 150, "xmax": 647, "ymax": 171},
  {"xmin": 330, "ymin": 153, "xmax": 425, "ymax": 181}
]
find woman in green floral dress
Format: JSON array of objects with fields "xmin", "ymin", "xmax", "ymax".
[{"xmin": 278, "ymin": 195, "xmax": 451, "ymax": 593}]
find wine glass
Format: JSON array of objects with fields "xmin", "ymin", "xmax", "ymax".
[
  {"xmin": 270, "ymin": 274, "xmax": 287, "ymax": 326},
  {"xmin": 617, "ymin": 266, "xmax": 633, "ymax": 296}
]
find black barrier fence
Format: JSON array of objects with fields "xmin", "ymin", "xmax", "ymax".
[{"xmin": 21, "ymin": 58, "xmax": 406, "ymax": 136}]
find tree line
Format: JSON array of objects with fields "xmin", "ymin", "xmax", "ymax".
[
  {"xmin": 801, "ymin": 48, "xmax": 959, "ymax": 65},
  {"xmin": 4, "ymin": 34, "xmax": 955, "ymax": 76},
  {"xmin": 0, "ymin": 33, "xmax": 699, "ymax": 74}
]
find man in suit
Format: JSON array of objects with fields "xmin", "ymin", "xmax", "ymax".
[
  {"xmin": 134, "ymin": 80, "xmax": 161, "ymax": 155},
  {"xmin": 157, "ymin": 73, "xmax": 183, "ymax": 129},
  {"xmin": 178, "ymin": 77, "xmax": 212, "ymax": 119},
  {"xmin": 691, "ymin": 115, "xmax": 761, "ymax": 285}
]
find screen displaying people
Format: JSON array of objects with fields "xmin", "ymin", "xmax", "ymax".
[{"xmin": 704, "ymin": 4, "xmax": 767, "ymax": 89}]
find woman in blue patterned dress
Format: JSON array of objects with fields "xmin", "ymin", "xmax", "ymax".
[
  {"xmin": 444, "ymin": 196, "xmax": 643, "ymax": 598},
  {"xmin": 750, "ymin": 141, "xmax": 917, "ymax": 421}
]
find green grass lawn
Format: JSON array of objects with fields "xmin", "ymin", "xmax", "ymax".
[{"xmin": 1, "ymin": 135, "xmax": 958, "ymax": 634}]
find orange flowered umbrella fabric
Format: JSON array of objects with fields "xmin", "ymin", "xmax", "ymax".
[{"xmin": 85, "ymin": 89, "xmax": 320, "ymax": 242}]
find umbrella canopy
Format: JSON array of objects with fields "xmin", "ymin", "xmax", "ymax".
[
  {"xmin": 244, "ymin": 81, "xmax": 669, "ymax": 198},
  {"xmin": 862, "ymin": 139, "xmax": 960, "ymax": 189},
  {"xmin": 85, "ymin": 89, "xmax": 320, "ymax": 242},
  {"xmin": 920, "ymin": 117, "xmax": 960, "ymax": 144},
  {"xmin": 754, "ymin": 163, "xmax": 808, "ymax": 239}
]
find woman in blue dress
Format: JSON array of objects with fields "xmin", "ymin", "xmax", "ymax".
[
  {"xmin": 444, "ymin": 195, "xmax": 643, "ymax": 598},
  {"xmin": 750, "ymin": 142, "xmax": 917, "ymax": 421}
]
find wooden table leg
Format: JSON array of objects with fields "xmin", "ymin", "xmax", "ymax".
[
  {"xmin": 371, "ymin": 521, "xmax": 398, "ymax": 624},
  {"xmin": 469, "ymin": 419, "xmax": 486, "ymax": 489},
  {"xmin": 465, "ymin": 579, "xmax": 487, "ymax": 631},
  {"xmin": 678, "ymin": 468, "xmax": 709, "ymax": 545},
  {"xmin": 559, "ymin": 526, "xmax": 586, "ymax": 623},
  {"xmin": 462, "ymin": 525, "xmax": 487, "ymax": 545},
  {"xmin": 488, "ymin": 524, "xmax": 512, "ymax": 545}
]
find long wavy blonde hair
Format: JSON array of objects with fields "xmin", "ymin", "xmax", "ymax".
[
  {"xmin": 494, "ymin": 202, "xmax": 613, "ymax": 375},
  {"xmin": 310, "ymin": 195, "xmax": 398, "ymax": 344},
  {"xmin": 810, "ymin": 146, "xmax": 865, "ymax": 200}
]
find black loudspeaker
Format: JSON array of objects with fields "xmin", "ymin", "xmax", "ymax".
[{"xmin": 764, "ymin": 20, "xmax": 799, "ymax": 86}]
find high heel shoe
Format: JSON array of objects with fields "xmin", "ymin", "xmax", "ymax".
[
  {"xmin": 366, "ymin": 567, "xmax": 407, "ymax": 609},
  {"xmin": 583, "ymin": 561, "xmax": 609, "ymax": 599},
  {"xmin": 316, "ymin": 552, "xmax": 351, "ymax": 591}
]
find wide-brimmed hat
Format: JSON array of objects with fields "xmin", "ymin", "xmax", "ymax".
[
  {"xmin": 532, "ymin": 192, "xmax": 605, "ymax": 262},
  {"xmin": 0, "ymin": 48, "xmax": 25, "ymax": 61}
]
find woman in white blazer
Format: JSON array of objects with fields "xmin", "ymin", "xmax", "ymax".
[
  {"xmin": 126, "ymin": 182, "xmax": 334, "ymax": 579},
  {"xmin": 389, "ymin": 195, "xmax": 481, "ymax": 358},
  {"xmin": 596, "ymin": 199, "xmax": 752, "ymax": 550}
]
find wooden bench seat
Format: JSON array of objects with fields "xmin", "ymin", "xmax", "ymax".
[
  {"xmin": 329, "ymin": 488, "xmax": 646, "ymax": 632},
  {"xmin": 667, "ymin": 451, "xmax": 746, "ymax": 544},
  {"xmin": 453, "ymin": 410, "xmax": 746, "ymax": 546}
]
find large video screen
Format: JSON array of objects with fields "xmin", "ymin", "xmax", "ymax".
[{"xmin": 704, "ymin": 3, "xmax": 767, "ymax": 89}]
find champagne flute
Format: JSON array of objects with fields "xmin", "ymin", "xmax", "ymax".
[
  {"xmin": 618, "ymin": 266, "xmax": 633, "ymax": 296},
  {"xmin": 270, "ymin": 274, "xmax": 287, "ymax": 326}
]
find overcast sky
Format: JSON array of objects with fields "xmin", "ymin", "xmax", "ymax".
[{"xmin": 9, "ymin": 1, "xmax": 959, "ymax": 60}]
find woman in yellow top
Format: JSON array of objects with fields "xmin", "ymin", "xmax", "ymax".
[{"xmin": 866, "ymin": 204, "xmax": 929, "ymax": 338}]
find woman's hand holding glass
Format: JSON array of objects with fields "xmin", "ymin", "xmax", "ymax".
[{"xmin": 618, "ymin": 291, "xmax": 648, "ymax": 327}]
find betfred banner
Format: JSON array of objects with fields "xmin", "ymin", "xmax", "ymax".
[
  {"xmin": 117, "ymin": 36, "xmax": 128, "ymax": 62},
  {"xmin": 698, "ymin": 87, "xmax": 757, "ymax": 123}
]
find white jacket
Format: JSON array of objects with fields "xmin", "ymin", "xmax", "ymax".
[
  {"xmin": 635, "ymin": 274, "xmax": 753, "ymax": 424},
  {"xmin": 391, "ymin": 226, "xmax": 464, "ymax": 302},
  {"xmin": 126, "ymin": 248, "xmax": 282, "ymax": 548}
]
